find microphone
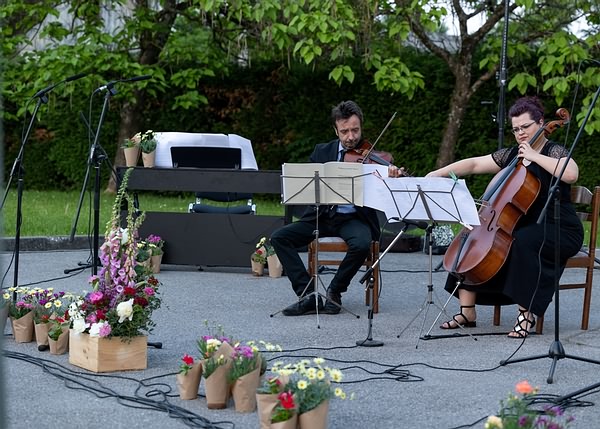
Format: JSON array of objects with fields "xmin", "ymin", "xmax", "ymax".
[
  {"xmin": 32, "ymin": 72, "xmax": 87, "ymax": 99},
  {"xmin": 94, "ymin": 75, "xmax": 152, "ymax": 93}
]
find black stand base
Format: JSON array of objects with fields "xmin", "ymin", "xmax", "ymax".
[
  {"xmin": 356, "ymin": 338, "xmax": 384, "ymax": 347},
  {"xmin": 500, "ymin": 340, "xmax": 600, "ymax": 384},
  {"xmin": 64, "ymin": 259, "xmax": 101, "ymax": 274},
  {"xmin": 557, "ymin": 380, "xmax": 600, "ymax": 402}
]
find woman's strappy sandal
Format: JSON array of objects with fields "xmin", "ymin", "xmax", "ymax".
[
  {"xmin": 440, "ymin": 305, "xmax": 477, "ymax": 329},
  {"xmin": 508, "ymin": 309, "xmax": 536, "ymax": 338}
]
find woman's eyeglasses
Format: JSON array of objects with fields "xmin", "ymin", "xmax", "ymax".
[{"xmin": 511, "ymin": 121, "xmax": 536, "ymax": 134}]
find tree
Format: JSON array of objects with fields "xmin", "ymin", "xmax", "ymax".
[
  {"xmin": 2, "ymin": 0, "xmax": 599, "ymax": 181},
  {"xmin": 196, "ymin": 0, "xmax": 599, "ymax": 166},
  {"xmin": 395, "ymin": 0, "xmax": 600, "ymax": 167}
]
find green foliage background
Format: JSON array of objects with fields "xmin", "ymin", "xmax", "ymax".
[{"xmin": 4, "ymin": 53, "xmax": 600, "ymax": 199}]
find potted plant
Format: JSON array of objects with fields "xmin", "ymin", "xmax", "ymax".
[
  {"xmin": 146, "ymin": 234, "xmax": 164, "ymax": 273},
  {"xmin": 271, "ymin": 357, "xmax": 350, "ymax": 429},
  {"xmin": 8, "ymin": 286, "xmax": 35, "ymax": 343},
  {"xmin": 68, "ymin": 169, "xmax": 162, "ymax": 372},
  {"xmin": 122, "ymin": 135, "xmax": 140, "ymax": 167},
  {"xmin": 47, "ymin": 314, "xmax": 70, "ymax": 355},
  {"xmin": 31, "ymin": 287, "xmax": 68, "ymax": 348},
  {"xmin": 139, "ymin": 130, "xmax": 158, "ymax": 167},
  {"xmin": 251, "ymin": 237, "xmax": 268, "ymax": 276},
  {"xmin": 270, "ymin": 391, "xmax": 297, "ymax": 429},
  {"xmin": 485, "ymin": 380, "xmax": 575, "ymax": 429},
  {"xmin": 228, "ymin": 343, "xmax": 262, "ymax": 412},
  {"xmin": 176, "ymin": 353, "xmax": 203, "ymax": 400},
  {"xmin": 198, "ymin": 323, "xmax": 234, "ymax": 409}
]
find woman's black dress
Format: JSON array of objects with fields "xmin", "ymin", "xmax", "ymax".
[{"xmin": 444, "ymin": 142, "xmax": 584, "ymax": 316}]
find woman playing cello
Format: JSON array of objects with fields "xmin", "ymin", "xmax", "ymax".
[{"xmin": 424, "ymin": 96, "xmax": 582, "ymax": 337}]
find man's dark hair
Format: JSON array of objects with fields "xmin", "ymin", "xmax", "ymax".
[
  {"xmin": 331, "ymin": 100, "xmax": 364, "ymax": 126},
  {"xmin": 508, "ymin": 96, "xmax": 545, "ymax": 123}
]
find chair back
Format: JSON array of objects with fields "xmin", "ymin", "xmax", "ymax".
[{"xmin": 493, "ymin": 185, "xmax": 600, "ymax": 333}]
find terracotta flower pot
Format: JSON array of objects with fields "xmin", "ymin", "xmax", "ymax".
[
  {"xmin": 150, "ymin": 254, "xmax": 163, "ymax": 273},
  {"xmin": 271, "ymin": 414, "xmax": 298, "ymax": 429},
  {"xmin": 34, "ymin": 322, "xmax": 50, "ymax": 347},
  {"xmin": 299, "ymin": 400, "xmax": 329, "ymax": 429},
  {"xmin": 142, "ymin": 150, "xmax": 156, "ymax": 168},
  {"xmin": 231, "ymin": 366, "xmax": 261, "ymax": 412},
  {"xmin": 176, "ymin": 363, "xmax": 203, "ymax": 400},
  {"xmin": 10, "ymin": 312, "xmax": 34, "ymax": 343},
  {"xmin": 251, "ymin": 260, "xmax": 265, "ymax": 276},
  {"xmin": 267, "ymin": 254, "xmax": 283, "ymax": 278},
  {"xmin": 48, "ymin": 326, "xmax": 70, "ymax": 355},
  {"xmin": 124, "ymin": 146, "xmax": 140, "ymax": 167},
  {"xmin": 256, "ymin": 393, "xmax": 280, "ymax": 429}
]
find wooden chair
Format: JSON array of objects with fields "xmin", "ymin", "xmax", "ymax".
[
  {"xmin": 493, "ymin": 185, "xmax": 600, "ymax": 334},
  {"xmin": 307, "ymin": 238, "xmax": 381, "ymax": 313}
]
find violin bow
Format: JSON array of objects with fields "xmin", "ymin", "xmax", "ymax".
[{"xmin": 361, "ymin": 111, "xmax": 397, "ymax": 164}]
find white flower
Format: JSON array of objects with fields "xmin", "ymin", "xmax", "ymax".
[
  {"xmin": 72, "ymin": 317, "xmax": 88, "ymax": 334},
  {"xmin": 89, "ymin": 322, "xmax": 102, "ymax": 337},
  {"xmin": 120, "ymin": 228, "xmax": 130, "ymax": 245},
  {"xmin": 117, "ymin": 298, "xmax": 134, "ymax": 323}
]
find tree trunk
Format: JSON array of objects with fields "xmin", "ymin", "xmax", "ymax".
[
  {"xmin": 106, "ymin": 93, "xmax": 145, "ymax": 193},
  {"xmin": 435, "ymin": 64, "xmax": 473, "ymax": 168},
  {"xmin": 105, "ymin": 1, "xmax": 181, "ymax": 193}
]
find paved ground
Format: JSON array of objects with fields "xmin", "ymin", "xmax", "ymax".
[{"xmin": 2, "ymin": 246, "xmax": 600, "ymax": 429}]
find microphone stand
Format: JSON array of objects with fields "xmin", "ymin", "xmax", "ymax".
[
  {"xmin": 86, "ymin": 87, "xmax": 115, "ymax": 276},
  {"xmin": 496, "ymin": 0, "xmax": 510, "ymax": 150},
  {"xmin": 64, "ymin": 113, "xmax": 102, "ymax": 274},
  {"xmin": 1, "ymin": 95, "xmax": 47, "ymax": 299},
  {"xmin": 500, "ymin": 83, "xmax": 600, "ymax": 384}
]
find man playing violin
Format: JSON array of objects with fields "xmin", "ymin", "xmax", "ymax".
[
  {"xmin": 419, "ymin": 96, "xmax": 583, "ymax": 338},
  {"xmin": 271, "ymin": 100, "xmax": 381, "ymax": 316}
]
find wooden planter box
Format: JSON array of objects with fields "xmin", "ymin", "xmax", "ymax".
[{"xmin": 69, "ymin": 330, "xmax": 147, "ymax": 373}]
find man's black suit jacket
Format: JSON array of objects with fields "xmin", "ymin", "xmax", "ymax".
[{"xmin": 298, "ymin": 139, "xmax": 381, "ymax": 240}]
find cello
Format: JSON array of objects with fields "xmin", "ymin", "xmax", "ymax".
[{"xmin": 442, "ymin": 108, "xmax": 570, "ymax": 285}]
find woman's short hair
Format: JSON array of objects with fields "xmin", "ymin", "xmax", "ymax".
[{"xmin": 508, "ymin": 96, "xmax": 545, "ymax": 123}]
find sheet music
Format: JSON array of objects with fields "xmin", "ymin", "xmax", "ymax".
[
  {"xmin": 281, "ymin": 162, "xmax": 367, "ymax": 205},
  {"xmin": 363, "ymin": 174, "xmax": 480, "ymax": 226}
]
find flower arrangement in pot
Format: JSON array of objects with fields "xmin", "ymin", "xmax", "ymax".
[
  {"xmin": 68, "ymin": 169, "xmax": 162, "ymax": 372},
  {"xmin": 485, "ymin": 380, "xmax": 575, "ymax": 429},
  {"xmin": 138, "ymin": 130, "xmax": 158, "ymax": 167},
  {"xmin": 31, "ymin": 287, "xmax": 69, "ymax": 348},
  {"xmin": 176, "ymin": 353, "xmax": 203, "ymax": 400},
  {"xmin": 197, "ymin": 323, "xmax": 234, "ymax": 409},
  {"xmin": 251, "ymin": 237, "xmax": 272, "ymax": 276},
  {"xmin": 7, "ymin": 286, "xmax": 35, "ymax": 343},
  {"xmin": 146, "ymin": 234, "xmax": 165, "ymax": 273},
  {"xmin": 269, "ymin": 357, "xmax": 351, "ymax": 429}
]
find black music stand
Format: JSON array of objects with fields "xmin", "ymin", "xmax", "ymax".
[
  {"xmin": 270, "ymin": 162, "xmax": 367, "ymax": 328},
  {"xmin": 378, "ymin": 179, "xmax": 479, "ymax": 348},
  {"xmin": 499, "ymin": 84, "xmax": 600, "ymax": 384}
]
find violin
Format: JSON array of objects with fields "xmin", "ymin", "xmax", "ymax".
[
  {"xmin": 343, "ymin": 140, "xmax": 394, "ymax": 165},
  {"xmin": 342, "ymin": 112, "xmax": 397, "ymax": 166}
]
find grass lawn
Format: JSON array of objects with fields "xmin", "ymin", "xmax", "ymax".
[
  {"xmin": 1, "ymin": 190, "xmax": 284, "ymax": 237},
  {"xmin": 2, "ymin": 190, "xmax": 596, "ymax": 248}
]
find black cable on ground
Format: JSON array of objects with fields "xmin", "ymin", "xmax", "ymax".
[{"xmin": 3, "ymin": 350, "xmax": 234, "ymax": 429}]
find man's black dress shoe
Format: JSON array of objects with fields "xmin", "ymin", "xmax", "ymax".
[
  {"xmin": 282, "ymin": 295, "xmax": 323, "ymax": 316},
  {"xmin": 322, "ymin": 290, "xmax": 342, "ymax": 314}
]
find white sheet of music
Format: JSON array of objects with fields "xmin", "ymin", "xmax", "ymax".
[{"xmin": 361, "ymin": 167, "xmax": 480, "ymax": 227}]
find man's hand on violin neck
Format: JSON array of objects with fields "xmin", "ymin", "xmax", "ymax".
[{"xmin": 388, "ymin": 165, "xmax": 406, "ymax": 177}]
